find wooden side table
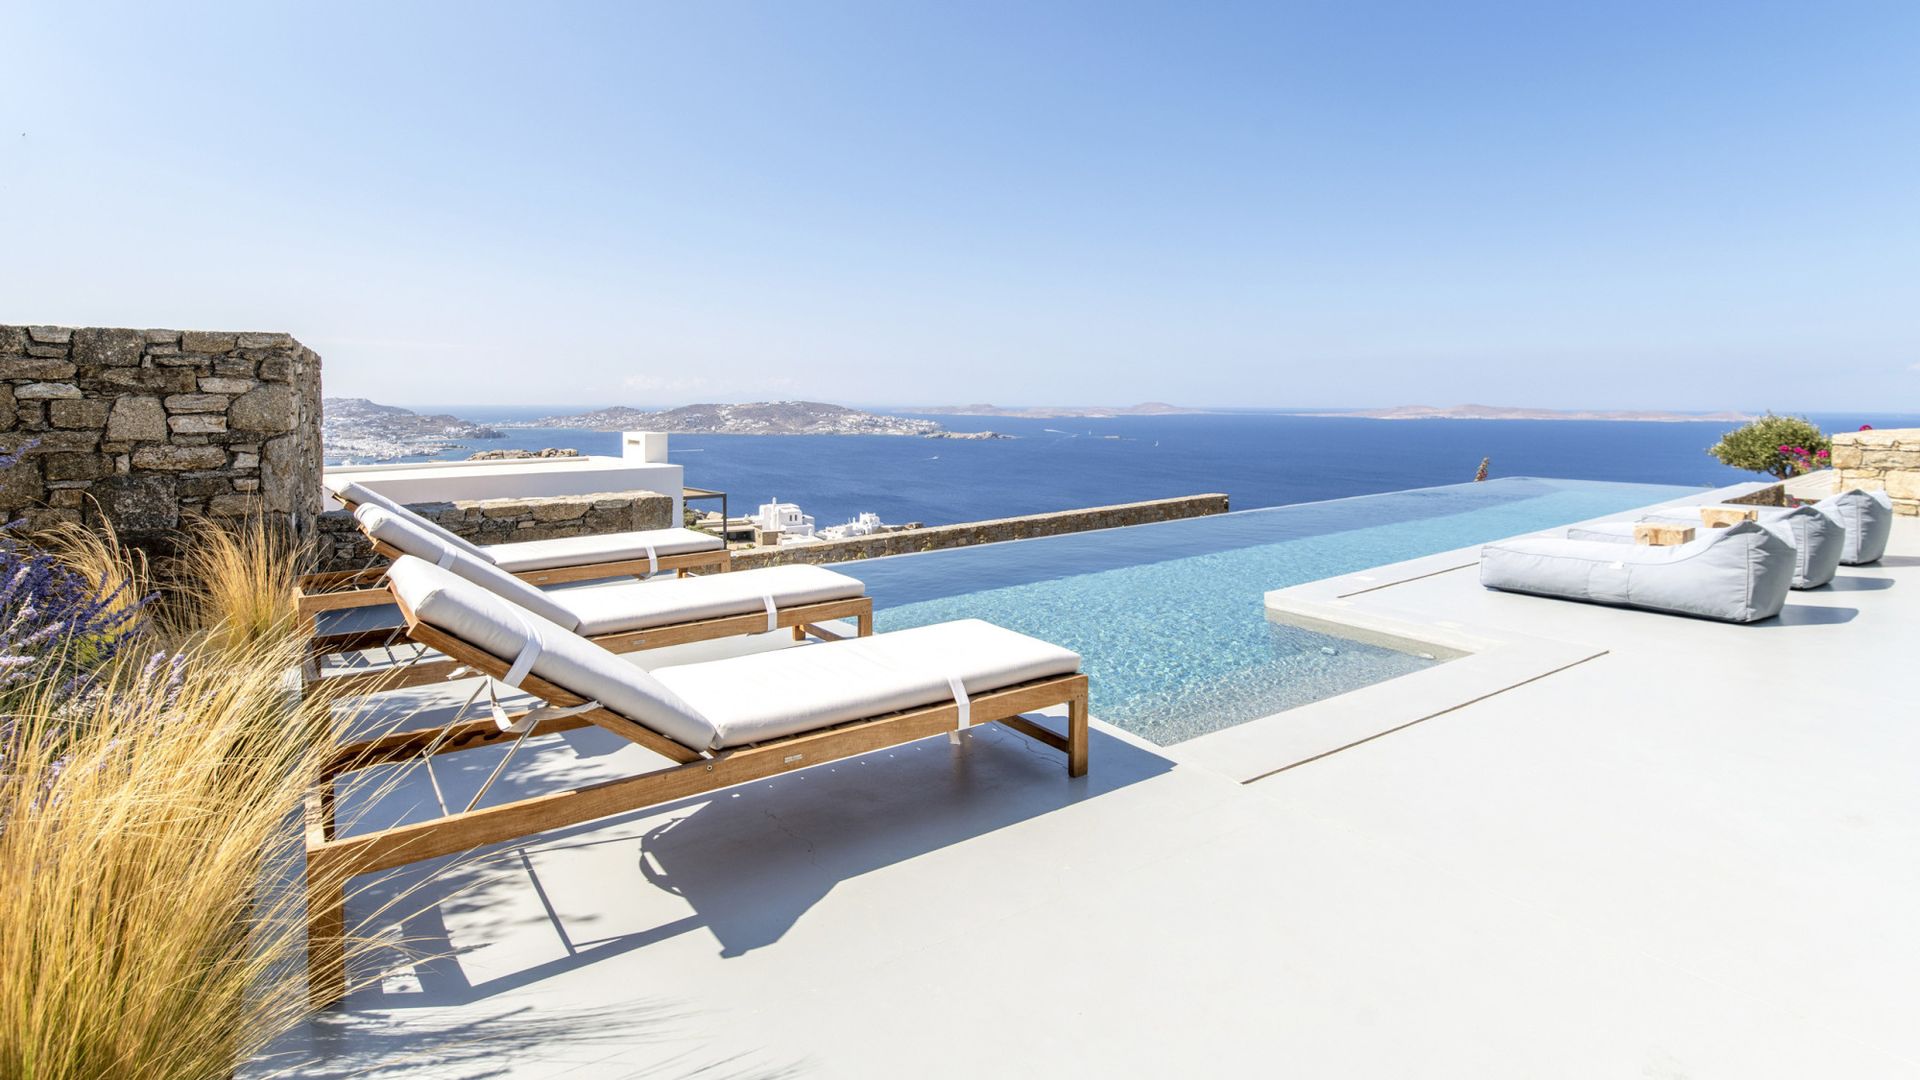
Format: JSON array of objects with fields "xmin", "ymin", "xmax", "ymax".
[{"xmin": 1634, "ymin": 523, "xmax": 1696, "ymax": 546}]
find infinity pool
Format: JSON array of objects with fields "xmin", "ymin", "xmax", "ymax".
[{"xmin": 831, "ymin": 477, "xmax": 1698, "ymax": 745}]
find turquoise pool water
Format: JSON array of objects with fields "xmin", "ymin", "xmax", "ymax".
[{"xmin": 831, "ymin": 477, "xmax": 1698, "ymax": 745}]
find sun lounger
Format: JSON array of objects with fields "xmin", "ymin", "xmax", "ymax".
[
  {"xmin": 1480, "ymin": 520, "xmax": 1795, "ymax": 622},
  {"xmin": 1567, "ymin": 504, "xmax": 1841, "ymax": 589},
  {"xmin": 1815, "ymin": 489, "xmax": 1893, "ymax": 565},
  {"xmin": 302, "ymin": 505, "xmax": 872, "ymax": 691},
  {"xmin": 325, "ymin": 478, "xmax": 729, "ymax": 583},
  {"xmin": 304, "ymin": 555, "xmax": 1089, "ymax": 1005}
]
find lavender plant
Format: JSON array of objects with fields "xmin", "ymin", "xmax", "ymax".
[{"xmin": 0, "ymin": 442, "xmax": 149, "ymax": 713}]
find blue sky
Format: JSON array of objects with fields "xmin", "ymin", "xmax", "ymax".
[{"xmin": 3, "ymin": 1, "xmax": 1915, "ymax": 411}]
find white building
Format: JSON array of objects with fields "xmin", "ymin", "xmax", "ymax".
[
  {"xmin": 753, "ymin": 498, "xmax": 816, "ymax": 541},
  {"xmin": 817, "ymin": 512, "xmax": 888, "ymax": 541}
]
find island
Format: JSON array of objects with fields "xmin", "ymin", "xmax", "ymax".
[
  {"xmin": 323, "ymin": 397, "xmax": 504, "ymax": 462},
  {"xmin": 917, "ymin": 402, "xmax": 1201, "ymax": 418},
  {"xmin": 1309, "ymin": 404, "xmax": 1754, "ymax": 423},
  {"xmin": 507, "ymin": 401, "xmax": 1008, "ymax": 438}
]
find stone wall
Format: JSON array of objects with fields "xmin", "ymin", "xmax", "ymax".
[
  {"xmin": 0, "ymin": 325, "xmax": 322, "ymax": 548},
  {"xmin": 1831, "ymin": 428, "xmax": 1920, "ymax": 515},
  {"xmin": 732, "ymin": 493, "xmax": 1231, "ymax": 570},
  {"xmin": 1722, "ymin": 483, "xmax": 1787, "ymax": 507},
  {"xmin": 318, "ymin": 488, "xmax": 674, "ymax": 571}
]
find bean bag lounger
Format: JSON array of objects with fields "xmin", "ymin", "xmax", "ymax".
[
  {"xmin": 1480, "ymin": 520, "xmax": 1795, "ymax": 622},
  {"xmin": 1569, "ymin": 505, "xmax": 1841, "ymax": 590},
  {"xmin": 1814, "ymin": 489, "xmax": 1893, "ymax": 565}
]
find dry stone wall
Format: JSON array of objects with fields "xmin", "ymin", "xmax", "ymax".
[
  {"xmin": 317, "ymin": 488, "xmax": 675, "ymax": 571},
  {"xmin": 0, "ymin": 325, "xmax": 323, "ymax": 549},
  {"xmin": 732, "ymin": 494, "xmax": 1231, "ymax": 570},
  {"xmin": 1831, "ymin": 428, "xmax": 1920, "ymax": 515}
]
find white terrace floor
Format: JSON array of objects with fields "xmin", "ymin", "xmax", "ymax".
[{"xmin": 276, "ymin": 510, "xmax": 1920, "ymax": 1079}]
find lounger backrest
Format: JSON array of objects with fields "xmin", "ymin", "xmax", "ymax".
[
  {"xmin": 386, "ymin": 556, "xmax": 717, "ymax": 751},
  {"xmin": 357, "ymin": 506, "xmax": 580, "ymax": 631},
  {"xmin": 330, "ymin": 479, "xmax": 492, "ymax": 564}
]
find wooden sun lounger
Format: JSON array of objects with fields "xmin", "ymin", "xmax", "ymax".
[
  {"xmin": 304, "ymin": 581, "xmax": 1089, "ymax": 1006},
  {"xmin": 294, "ymin": 536, "xmax": 873, "ymax": 693},
  {"xmin": 330, "ymin": 487, "xmax": 735, "ymax": 586}
]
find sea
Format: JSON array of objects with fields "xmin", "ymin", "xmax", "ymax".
[{"xmin": 381, "ymin": 409, "xmax": 1917, "ymax": 529}]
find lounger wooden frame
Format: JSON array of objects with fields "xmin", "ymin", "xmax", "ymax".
[
  {"xmin": 304, "ymin": 586, "xmax": 1090, "ymax": 1006},
  {"xmin": 295, "ymin": 540, "xmax": 804, "ymax": 693}
]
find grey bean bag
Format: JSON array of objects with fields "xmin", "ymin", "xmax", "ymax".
[
  {"xmin": 1815, "ymin": 489, "xmax": 1893, "ymax": 565},
  {"xmin": 1480, "ymin": 520, "xmax": 1795, "ymax": 622},
  {"xmin": 1624, "ymin": 505, "xmax": 1842, "ymax": 590}
]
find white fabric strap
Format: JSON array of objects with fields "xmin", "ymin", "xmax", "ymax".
[
  {"xmin": 503, "ymin": 625, "xmax": 542, "ymax": 689},
  {"xmin": 946, "ymin": 674, "xmax": 971, "ymax": 745},
  {"xmin": 435, "ymin": 544, "xmax": 457, "ymax": 569},
  {"xmin": 644, "ymin": 542, "xmax": 658, "ymax": 577},
  {"xmin": 761, "ymin": 593, "xmax": 778, "ymax": 633},
  {"xmin": 484, "ymin": 608, "xmax": 591, "ymax": 732}
]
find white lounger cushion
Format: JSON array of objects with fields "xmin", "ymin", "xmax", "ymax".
[
  {"xmin": 1480, "ymin": 521, "xmax": 1795, "ymax": 623},
  {"xmin": 332, "ymin": 479, "xmax": 490, "ymax": 562},
  {"xmin": 1816, "ymin": 489, "xmax": 1893, "ymax": 565},
  {"xmin": 386, "ymin": 557, "xmax": 717, "ymax": 751},
  {"xmin": 387, "ymin": 557, "xmax": 1078, "ymax": 754},
  {"xmin": 360, "ymin": 504, "xmax": 862, "ymax": 636},
  {"xmin": 654, "ymin": 619, "xmax": 1082, "ymax": 749},
  {"xmin": 331, "ymin": 477, "xmax": 721, "ymax": 572},
  {"xmin": 562, "ymin": 564, "xmax": 864, "ymax": 636},
  {"xmin": 358, "ymin": 506, "xmax": 580, "ymax": 629},
  {"xmin": 487, "ymin": 529, "xmax": 723, "ymax": 573}
]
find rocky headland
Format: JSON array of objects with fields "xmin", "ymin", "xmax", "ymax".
[
  {"xmin": 919, "ymin": 402, "xmax": 1199, "ymax": 419},
  {"xmin": 1310, "ymin": 404, "xmax": 1754, "ymax": 422},
  {"xmin": 511, "ymin": 400, "xmax": 1008, "ymax": 438}
]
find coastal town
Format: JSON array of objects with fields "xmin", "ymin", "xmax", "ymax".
[{"xmin": 324, "ymin": 398, "xmax": 1011, "ymax": 461}]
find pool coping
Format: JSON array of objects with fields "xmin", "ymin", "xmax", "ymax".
[{"xmin": 1169, "ymin": 479, "xmax": 1777, "ymax": 782}]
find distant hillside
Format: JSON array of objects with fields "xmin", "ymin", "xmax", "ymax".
[
  {"xmin": 322, "ymin": 397, "xmax": 503, "ymax": 461},
  {"xmin": 1311, "ymin": 404, "xmax": 1753, "ymax": 423},
  {"xmin": 513, "ymin": 401, "xmax": 944, "ymax": 436},
  {"xmin": 917, "ymin": 402, "xmax": 1201, "ymax": 418}
]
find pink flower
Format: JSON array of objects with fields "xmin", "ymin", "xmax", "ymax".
[{"xmin": 1861, "ymin": 424, "xmax": 1874, "ymax": 431}]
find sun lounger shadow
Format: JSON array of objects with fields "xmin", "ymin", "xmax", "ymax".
[
  {"xmin": 1750, "ymin": 604, "xmax": 1859, "ymax": 627},
  {"xmin": 335, "ymin": 722, "xmax": 1168, "ymax": 1010},
  {"xmin": 1814, "ymin": 575, "xmax": 1894, "ymax": 592}
]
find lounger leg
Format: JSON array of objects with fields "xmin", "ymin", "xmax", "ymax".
[
  {"xmin": 306, "ymin": 856, "xmax": 347, "ymax": 1008},
  {"xmin": 857, "ymin": 610, "xmax": 874, "ymax": 637},
  {"xmin": 792, "ymin": 625, "xmax": 807, "ymax": 641},
  {"xmin": 1067, "ymin": 689, "xmax": 1089, "ymax": 778}
]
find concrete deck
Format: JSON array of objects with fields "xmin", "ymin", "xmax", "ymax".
[{"xmin": 273, "ymin": 506, "xmax": 1920, "ymax": 1079}]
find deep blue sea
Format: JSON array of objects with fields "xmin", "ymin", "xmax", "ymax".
[{"xmin": 392, "ymin": 409, "xmax": 1916, "ymax": 528}]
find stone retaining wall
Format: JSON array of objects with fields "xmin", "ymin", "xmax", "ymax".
[
  {"xmin": 1722, "ymin": 483, "xmax": 1787, "ymax": 507},
  {"xmin": 0, "ymin": 324, "xmax": 322, "ymax": 549},
  {"xmin": 317, "ymin": 487, "xmax": 674, "ymax": 571},
  {"xmin": 1831, "ymin": 428, "xmax": 1920, "ymax": 515},
  {"xmin": 732, "ymin": 494, "xmax": 1231, "ymax": 570}
]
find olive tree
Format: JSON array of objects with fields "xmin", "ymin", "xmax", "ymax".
[{"xmin": 1707, "ymin": 413, "xmax": 1831, "ymax": 478}]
